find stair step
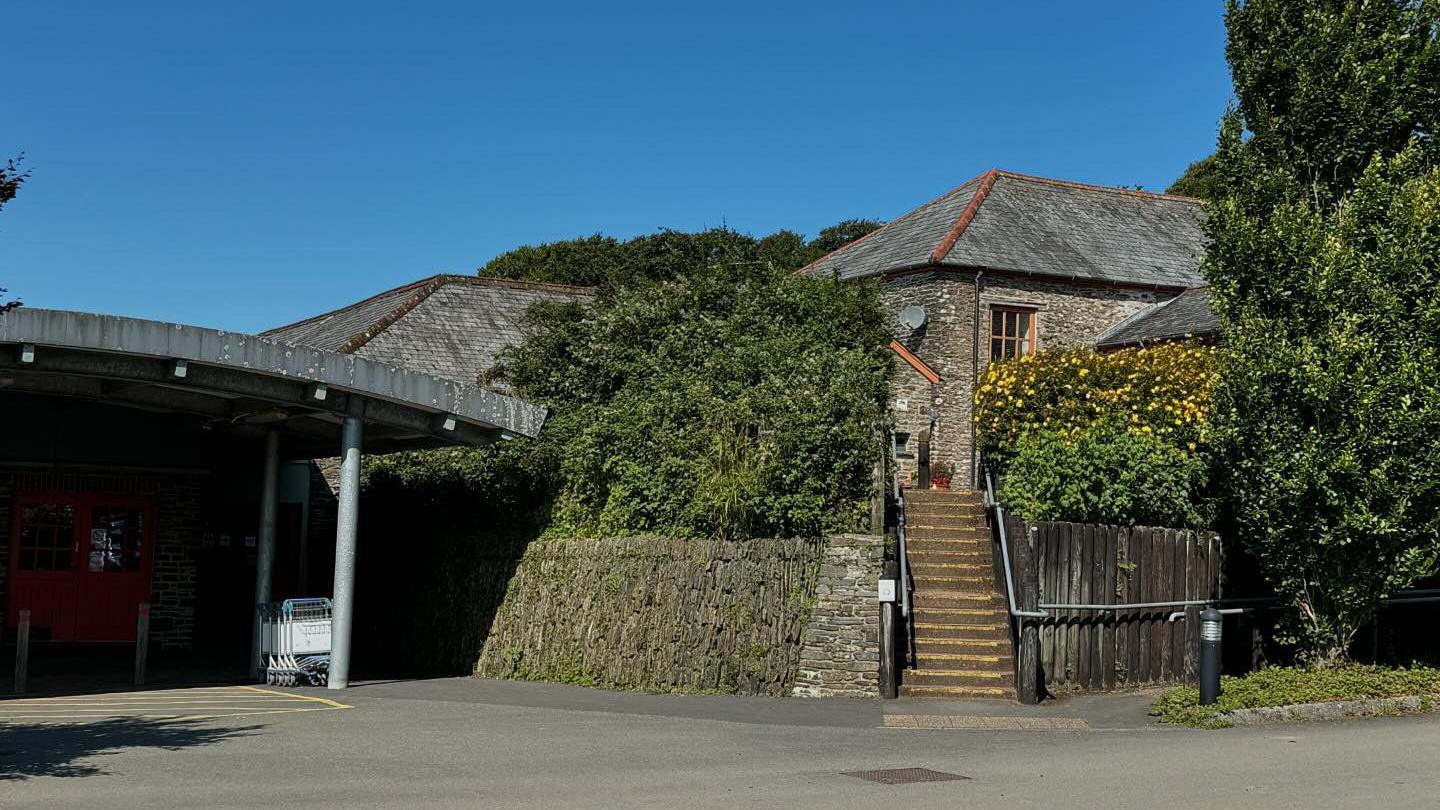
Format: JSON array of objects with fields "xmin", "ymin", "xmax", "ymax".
[
  {"xmin": 905, "ymin": 490, "xmax": 982, "ymax": 503},
  {"xmin": 900, "ymin": 685, "xmax": 1015, "ymax": 699},
  {"xmin": 912, "ymin": 622, "xmax": 1011, "ymax": 640},
  {"xmin": 912, "ymin": 611, "xmax": 1007, "ymax": 631},
  {"xmin": 912, "ymin": 592, "xmax": 1006, "ymax": 609},
  {"xmin": 909, "ymin": 562, "xmax": 990, "ymax": 573},
  {"xmin": 910, "ymin": 570, "xmax": 990, "ymax": 582},
  {"xmin": 905, "ymin": 528, "xmax": 989, "ymax": 540},
  {"xmin": 914, "ymin": 638, "xmax": 1010, "ymax": 654},
  {"xmin": 906, "ymin": 541, "xmax": 991, "ymax": 554},
  {"xmin": 904, "ymin": 668, "xmax": 1015, "ymax": 688},
  {"xmin": 914, "ymin": 652, "xmax": 1013, "ymax": 666}
]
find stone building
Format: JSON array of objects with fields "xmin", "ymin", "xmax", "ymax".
[{"xmin": 801, "ymin": 169, "xmax": 1218, "ymax": 487}]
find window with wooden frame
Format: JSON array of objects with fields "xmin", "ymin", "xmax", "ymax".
[{"xmin": 989, "ymin": 306, "xmax": 1037, "ymax": 360}]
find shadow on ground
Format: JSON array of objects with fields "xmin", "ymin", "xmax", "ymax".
[{"xmin": 0, "ymin": 718, "xmax": 257, "ymax": 780}]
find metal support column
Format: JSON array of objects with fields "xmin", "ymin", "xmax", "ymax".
[
  {"xmin": 251, "ymin": 429, "xmax": 280, "ymax": 679},
  {"xmin": 328, "ymin": 410, "xmax": 363, "ymax": 689}
]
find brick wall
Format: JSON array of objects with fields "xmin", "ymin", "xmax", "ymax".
[{"xmin": 883, "ymin": 270, "xmax": 1169, "ymax": 487}]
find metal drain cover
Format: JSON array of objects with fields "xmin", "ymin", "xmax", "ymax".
[{"xmin": 841, "ymin": 767, "xmax": 970, "ymax": 785}]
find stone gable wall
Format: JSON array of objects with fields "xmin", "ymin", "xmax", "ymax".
[
  {"xmin": 882, "ymin": 270, "xmax": 1171, "ymax": 486},
  {"xmin": 882, "ymin": 273, "xmax": 979, "ymax": 486}
]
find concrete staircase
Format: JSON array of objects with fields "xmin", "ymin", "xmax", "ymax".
[{"xmin": 900, "ymin": 488, "xmax": 1016, "ymax": 700}]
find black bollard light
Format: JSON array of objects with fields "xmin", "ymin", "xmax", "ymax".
[{"xmin": 1199, "ymin": 606, "xmax": 1223, "ymax": 706}]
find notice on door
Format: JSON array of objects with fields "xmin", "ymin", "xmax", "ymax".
[{"xmin": 89, "ymin": 528, "xmax": 107, "ymax": 572}]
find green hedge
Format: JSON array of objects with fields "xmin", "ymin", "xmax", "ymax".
[{"xmin": 999, "ymin": 420, "xmax": 1210, "ymax": 528}]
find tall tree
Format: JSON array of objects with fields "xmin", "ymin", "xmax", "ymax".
[
  {"xmin": 477, "ymin": 220, "xmax": 883, "ymax": 289},
  {"xmin": 1167, "ymin": 155, "xmax": 1222, "ymax": 199},
  {"xmin": 1, "ymin": 154, "xmax": 27, "ymax": 312},
  {"xmin": 1206, "ymin": 0, "xmax": 1440, "ymax": 661}
]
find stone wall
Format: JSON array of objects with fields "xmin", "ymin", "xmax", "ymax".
[
  {"xmin": 151, "ymin": 476, "xmax": 203, "ymax": 649},
  {"xmin": 791, "ymin": 533, "xmax": 885, "ymax": 698},
  {"xmin": 883, "ymin": 269, "xmax": 1171, "ymax": 486},
  {"xmin": 882, "ymin": 272, "xmax": 979, "ymax": 487},
  {"xmin": 475, "ymin": 535, "xmax": 883, "ymax": 697}
]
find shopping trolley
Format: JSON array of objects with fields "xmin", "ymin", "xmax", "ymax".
[{"xmin": 257, "ymin": 597, "xmax": 332, "ymax": 686}]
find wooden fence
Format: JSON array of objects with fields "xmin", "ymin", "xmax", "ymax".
[{"xmin": 1004, "ymin": 516, "xmax": 1223, "ymax": 693}]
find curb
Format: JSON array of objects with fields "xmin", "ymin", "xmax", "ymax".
[{"xmin": 1224, "ymin": 694, "xmax": 1439, "ymax": 726}]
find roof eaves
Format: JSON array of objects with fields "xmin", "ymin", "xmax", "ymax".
[{"xmin": 929, "ymin": 169, "xmax": 1000, "ymax": 263}]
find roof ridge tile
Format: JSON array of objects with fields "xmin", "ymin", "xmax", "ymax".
[{"xmin": 795, "ymin": 172, "xmax": 989, "ymax": 275}]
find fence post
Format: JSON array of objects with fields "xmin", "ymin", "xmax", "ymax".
[
  {"xmin": 1015, "ymin": 526, "xmax": 1041, "ymax": 704},
  {"xmin": 134, "ymin": 602, "xmax": 151, "ymax": 687},
  {"xmin": 870, "ymin": 438, "xmax": 886, "ymax": 535},
  {"xmin": 1183, "ymin": 604, "xmax": 1201, "ymax": 680},
  {"xmin": 13, "ymin": 608, "xmax": 29, "ymax": 694}
]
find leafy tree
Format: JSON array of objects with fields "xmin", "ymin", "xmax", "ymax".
[
  {"xmin": 805, "ymin": 219, "xmax": 883, "ymax": 260},
  {"xmin": 490, "ymin": 261, "xmax": 892, "ymax": 539},
  {"xmin": 476, "ymin": 220, "xmax": 883, "ymax": 289},
  {"xmin": 1, "ymin": 154, "xmax": 27, "ymax": 312},
  {"xmin": 1205, "ymin": 0, "xmax": 1440, "ymax": 662},
  {"xmin": 478, "ymin": 234, "xmax": 626, "ymax": 288},
  {"xmin": 1167, "ymin": 154, "xmax": 1223, "ymax": 199}
]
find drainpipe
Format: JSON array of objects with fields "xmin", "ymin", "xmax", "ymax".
[{"xmin": 970, "ymin": 269, "xmax": 983, "ymax": 488}]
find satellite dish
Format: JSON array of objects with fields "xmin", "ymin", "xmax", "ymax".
[{"xmin": 898, "ymin": 305, "xmax": 927, "ymax": 330}]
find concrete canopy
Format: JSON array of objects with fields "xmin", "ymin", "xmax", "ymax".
[{"xmin": 0, "ymin": 308, "xmax": 546, "ymax": 456}]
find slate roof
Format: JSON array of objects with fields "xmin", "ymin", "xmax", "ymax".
[
  {"xmin": 1095, "ymin": 286, "xmax": 1218, "ymax": 349},
  {"xmin": 800, "ymin": 170, "xmax": 1206, "ymax": 288},
  {"xmin": 264, "ymin": 275, "xmax": 594, "ymax": 385}
]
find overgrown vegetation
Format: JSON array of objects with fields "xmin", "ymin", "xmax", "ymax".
[
  {"xmin": 1204, "ymin": 0, "xmax": 1440, "ymax": 662},
  {"xmin": 1151, "ymin": 665, "xmax": 1440, "ymax": 728},
  {"xmin": 1000, "ymin": 420, "xmax": 1211, "ymax": 528},
  {"xmin": 974, "ymin": 343, "xmax": 1218, "ymax": 527},
  {"xmin": 490, "ymin": 260, "xmax": 892, "ymax": 539},
  {"xmin": 477, "ymin": 221, "xmax": 881, "ymax": 288}
]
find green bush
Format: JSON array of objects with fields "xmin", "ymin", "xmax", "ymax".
[
  {"xmin": 999, "ymin": 420, "xmax": 1210, "ymax": 529},
  {"xmin": 491, "ymin": 261, "xmax": 893, "ymax": 539},
  {"xmin": 1151, "ymin": 664, "xmax": 1440, "ymax": 728}
]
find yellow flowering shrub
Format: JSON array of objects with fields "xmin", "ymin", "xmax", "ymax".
[{"xmin": 974, "ymin": 342, "xmax": 1219, "ymax": 462}]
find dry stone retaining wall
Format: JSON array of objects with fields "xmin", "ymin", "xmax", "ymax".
[
  {"xmin": 791, "ymin": 533, "xmax": 885, "ymax": 698},
  {"xmin": 475, "ymin": 534, "xmax": 883, "ymax": 697}
]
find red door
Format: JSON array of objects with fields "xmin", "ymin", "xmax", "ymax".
[{"xmin": 7, "ymin": 492, "xmax": 155, "ymax": 642}]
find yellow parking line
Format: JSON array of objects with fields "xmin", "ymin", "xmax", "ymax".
[
  {"xmin": 0, "ymin": 685, "xmax": 353, "ymax": 723},
  {"xmin": 237, "ymin": 685, "xmax": 352, "ymax": 709}
]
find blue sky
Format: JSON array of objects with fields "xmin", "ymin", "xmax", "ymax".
[{"xmin": 4, "ymin": 2, "xmax": 1231, "ymax": 333}]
